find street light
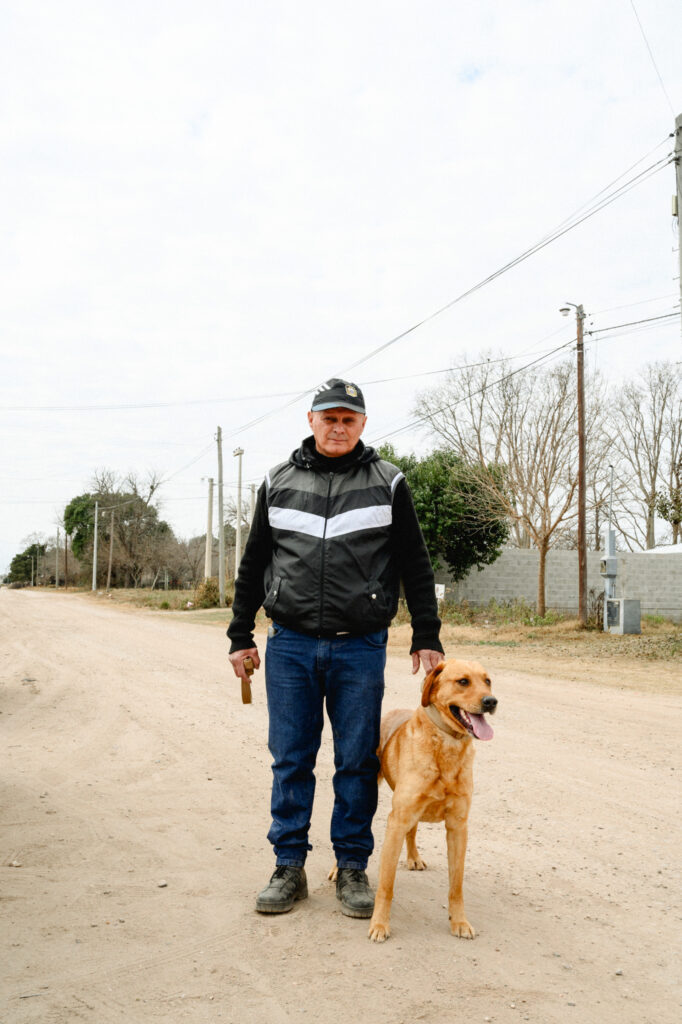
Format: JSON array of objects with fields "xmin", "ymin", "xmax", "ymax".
[{"xmin": 559, "ymin": 301, "xmax": 587, "ymax": 627}]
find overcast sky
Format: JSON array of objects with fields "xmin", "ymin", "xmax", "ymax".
[{"xmin": 1, "ymin": 0, "xmax": 681, "ymax": 573}]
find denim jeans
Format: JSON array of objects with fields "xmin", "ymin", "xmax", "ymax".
[{"xmin": 264, "ymin": 623, "xmax": 387, "ymax": 870}]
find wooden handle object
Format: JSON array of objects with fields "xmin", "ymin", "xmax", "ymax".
[{"xmin": 241, "ymin": 656, "xmax": 254, "ymax": 705}]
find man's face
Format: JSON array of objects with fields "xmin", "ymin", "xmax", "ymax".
[{"xmin": 307, "ymin": 407, "xmax": 367, "ymax": 457}]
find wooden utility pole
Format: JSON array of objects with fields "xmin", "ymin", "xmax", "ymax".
[
  {"xmin": 561, "ymin": 302, "xmax": 587, "ymax": 626},
  {"xmin": 204, "ymin": 477, "xmax": 214, "ymax": 580},
  {"xmin": 671, "ymin": 113, "xmax": 675, "ymax": 335},
  {"xmin": 576, "ymin": 306, "xmax": 587, "ymax": 627},
  {"xmin": 234, "ymin": 447, "xmax": 244, "ymax": 579},
  {"xmin": 217, "ymin": 428, "xmax": 225, "ymax": 607},
  {"xmin": 106, "ymin": 509, "xmax": 115, "ymax": 591}
]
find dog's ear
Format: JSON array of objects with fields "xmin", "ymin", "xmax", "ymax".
[{"xmin": 421, "ymin": 662, "xmax": 445, "ymax": 707}]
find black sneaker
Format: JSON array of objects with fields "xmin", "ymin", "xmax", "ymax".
[
  {"xmin": 335, "ymin": 868, "xmax": 374, "ymax": 918},
  {"xmin": 255, "ymin": 866, "xmax": 308, "ymax": 914}
]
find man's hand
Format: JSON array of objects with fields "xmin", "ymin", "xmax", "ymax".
[
  {"xmin": 229, "ymin": 647, "xmax": 261, "ymax": 682},
  {"xmin": 411, "ymin": 649, "xmax": 443, "ymax": 676}
]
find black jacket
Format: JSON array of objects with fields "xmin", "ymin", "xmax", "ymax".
[{"xmin": 227, "ymin": 437, "xmax": 443, "ymax": 655}]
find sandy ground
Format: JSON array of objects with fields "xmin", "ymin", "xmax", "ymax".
[{"xmin": 1, "ymin": 589, "xmax": 680, "ymax": 1024}]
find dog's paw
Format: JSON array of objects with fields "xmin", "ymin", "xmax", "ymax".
[
  {"xmin": 406, "ymin": 856, "xmax": 427, "ymax": 871},
  {"xmin": 368, "ymin": 920, "xmax": 390, "ymax": 942},
  {"xmin": 450, "ymin": 917, "xmax": 475, "ymax": 939},
  {"xmin": 327, "ymin": 865, "xmax": 338, "ymax": 882}
]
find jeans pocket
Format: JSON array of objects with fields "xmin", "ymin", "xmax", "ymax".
[{"xmin": 363, "ymin": 628, "xmax": 388, "ymax": 649}]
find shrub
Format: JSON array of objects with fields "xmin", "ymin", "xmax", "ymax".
[{"xmin": 194, "ymin": 577, "xmax": 220, "ymax": 609}]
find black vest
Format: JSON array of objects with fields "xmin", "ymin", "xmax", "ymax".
[{"xmin": 262, "ymin": 453, "xmax": 404, "ymax": 636}]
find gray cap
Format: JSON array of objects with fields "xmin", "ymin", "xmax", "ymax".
[{"xmin": 310, "ymin": 378, "xmax": 366, "ymax": 414}]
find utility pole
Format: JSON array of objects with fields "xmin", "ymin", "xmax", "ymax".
[
  {"xmin": 31, "ymin": 555, "xmax": 34, "ymax": 586},
  {"xmin": 671, "ymin": 113, "xmax": 675, "ymax": 335},
  {"xmin": 560, "ymin": 302, "xmax": 587, "ymax": 627},
  {"xmin": 92, "ymin": 500, "xmax": 99, "ymax": 592},
  {"xmin": 64, "ymin": 533, "xmax": 68, "ymax": 588},
  {"xmin": 234, "ymin": 447, "xmax": 244, "ymax": 579},
  {"xmin": 250, "ymin": 482, "xmax": 256, "ymax": 523},
  {"xmin": 576, "ymin": 306, "xmax": 587, "ymax": 627},
  {"xmin": 55, "ymin": 528, "xmax": 60, "ymax": 588},
  {"xmin": 106, "ymin": 509, "xmax": 115, "ymax": 591},
  {"xmin": 217, "ymin": 428, "xmax": 225, "ymax": 607},
  {"xmin": 203, "ymin": 477, "xmax": 214, "ymax": 579}
]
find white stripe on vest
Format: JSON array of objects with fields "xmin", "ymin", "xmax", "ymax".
[{"xmin": 269, "ymin": 504, "xmax": 393, "ymax": 539}]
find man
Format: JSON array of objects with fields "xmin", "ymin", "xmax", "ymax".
[{"xmin": 227, "ymin": 378, "xmax": 443, "ymax": 919}]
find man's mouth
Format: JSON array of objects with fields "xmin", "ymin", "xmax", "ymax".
[{"xmin": 448, "ymin": 705, "xmax": 494, "ymax": 741}]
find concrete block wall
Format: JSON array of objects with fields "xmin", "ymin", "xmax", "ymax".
[{"xmin": 434, "ymin": 548, "xmax": 682, "ymax": 622}]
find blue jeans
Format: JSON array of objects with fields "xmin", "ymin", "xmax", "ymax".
[{"xmin": 264, "ymin": 623, "xmax": 387, "ymax": 870}]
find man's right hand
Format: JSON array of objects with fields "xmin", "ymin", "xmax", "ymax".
[{"xmin": 229, "ymin": 647, "xmax": 261, "ymax": 681}]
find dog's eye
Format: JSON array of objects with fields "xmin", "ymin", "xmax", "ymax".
[
  {"xmin": 457, "ymin": 678, "xmax": 470, "ymax": 687},
  {"xmin": 485, "ymin": 678, "xmax": 491, "ymax": 687}
]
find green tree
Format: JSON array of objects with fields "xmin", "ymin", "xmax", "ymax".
[
  {"xmin": 378, "ymin": 444, "xmax": 508, "ymax": 581},
  {"xmin": 63, "ymin": 494, "xmax": 95, "ymax": 557},
  {"xmin": 6, "ymin": 542, "xmax": 46, "ymax": 583}
]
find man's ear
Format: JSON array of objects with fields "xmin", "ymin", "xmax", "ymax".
[{"xmin": 421, "ymin": 661, "xmax": 445, "ymax": 707}]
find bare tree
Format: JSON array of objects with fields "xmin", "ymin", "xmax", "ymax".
[
  {"xmin": 610, "ymin": 362, "xmax": 682, "ymax": 549},
  {"xmin": 175, "ymin": 536, "xmax": 207, "ymax": 585},
  {"xmin": 416, "ymin": 356, "xmax": 611, "ymax": 615}
]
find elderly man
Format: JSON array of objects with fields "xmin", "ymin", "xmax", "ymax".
[{"xmin": 228, "ymin": 378, "xmax": 443, "ymax": 919}]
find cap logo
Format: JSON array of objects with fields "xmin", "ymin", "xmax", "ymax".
[{"xmin": 345, "ymin": 384, "xmax": 358, "ymax": 397}]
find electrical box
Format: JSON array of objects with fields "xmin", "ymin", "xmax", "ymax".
[
  {"xmin": 600, "ymin": 557, "xmax": 617, "ymax": 579},
  {"xmin": 605, "ymin": 599, "xmax": 641, "ymax": 635}
]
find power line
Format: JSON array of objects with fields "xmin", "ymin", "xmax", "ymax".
[
  {"xmin": 628, "ymin": 0, "xmax": 676, "ymax": 117},
  {"xmin": 225, "ymin": 151, "xmax": 673, "ymax": 440},
  {"xmin": 587, "ymin": 311, "xmax": 680, "ymax": 335},
  {"xmin": 368, "ymin": 339, "xmax": 577, "ymax": 446}
]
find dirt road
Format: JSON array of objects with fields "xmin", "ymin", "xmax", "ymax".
[{"xmin": 1, "ymin": 590, "xmax": 680, "ymax": 1024}]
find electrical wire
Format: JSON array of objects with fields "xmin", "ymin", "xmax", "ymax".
[
  {"xmin": 225, "ymin": 151, "xmax": 673, "ymax": 439},
  {"xmin": 628, "ymin": 0, "xmax": 676, "ymax": 117},
  {"xmin": 3, "ymin": 149, "xmax": 673, "ymax": 422},
  {"xmin": 368, "ymin": 338, "xmax": 577, "ymax": 446}
]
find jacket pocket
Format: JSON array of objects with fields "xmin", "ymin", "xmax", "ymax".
[
  {"xmin": 263, "ymin": 575, "xmax": 282, "ymax": 616},
  {"xmin": 365, "ymin": 581, "xmax": 389, "ymax": 623}
]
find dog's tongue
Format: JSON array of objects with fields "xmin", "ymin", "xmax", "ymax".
[{"xmin": 469, "ymin": 713, "xmax": 494, "ymax": 741}]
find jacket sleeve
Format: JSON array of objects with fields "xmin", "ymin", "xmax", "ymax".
[
  {"xmin": 226, "ymin": 482, "xmax": 272, "ymax": 653},
  {"xmin": 392, "ymin": 478, "xmax": 444, "ymax": 655}
]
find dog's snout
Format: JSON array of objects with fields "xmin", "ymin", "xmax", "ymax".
[{"xmin": 481, "ymin": 695, "xmax": 498, "ymax": 714}]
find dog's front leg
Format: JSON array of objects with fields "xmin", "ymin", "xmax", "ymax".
[
  {"xmin": 445, "ymin": 808, "xmax": 474, "ymax": 938},
  {"xmin": 369, "ymin": 798, "xmax": 426, "ymax": 943}
]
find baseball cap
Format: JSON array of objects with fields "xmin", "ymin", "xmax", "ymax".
[{"xmin": 310, "ymin": 378, "xmax": 366, "ymax": 414}]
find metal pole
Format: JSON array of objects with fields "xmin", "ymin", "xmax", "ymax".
[
  {"xmin": 234, "ymin": 447, "xmax": 244, "ymax": 579},
  {"xmin": 106, "ymin": 509, "xmax": 115, "ymax": 591},
  {"xmin": 576, "ymin": 305, "xmax": 587, "ymax": 627},
  {"xmin": 250, "ymin": 483, "xmax": 256, "ymax": 524},
  {"xmin": 31, "ymin": 555, "xmax": 34, "ymax": 586},
  {"xmin": 55, "ymin": 527, "xmax": 60, "ymax": 588},
  {"xmin": 217, "ymin": 428, "xmax": 225, "ymax": 607},
  {"xmin": 204, "ymin": 477, "xmax": 214, "ymax": 579},
  {"xmin": 92, "ymin": 500, "xmax": 99, "ymax": 591}
]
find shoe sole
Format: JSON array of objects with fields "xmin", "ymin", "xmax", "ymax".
[
  {"xmin": 336, "ymin": 893, "xmax": 374, "ymax": 919},
  {"xmin": 255, "ymin": 885, "xmax": 308, "ymax": 914}
]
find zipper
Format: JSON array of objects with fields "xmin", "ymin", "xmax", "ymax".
[{"xmin": 318, "ymin": 472, "xmax": 333, "ymax": 634}]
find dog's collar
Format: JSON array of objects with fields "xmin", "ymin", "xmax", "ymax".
[{"xmin": 423, "ymin": 703, "xmax": 465, "ymax": 739}]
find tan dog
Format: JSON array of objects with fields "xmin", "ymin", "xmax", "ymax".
[{"xmin": 368, "ymin": 658, "xmax": 497, "ymax": 942}]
